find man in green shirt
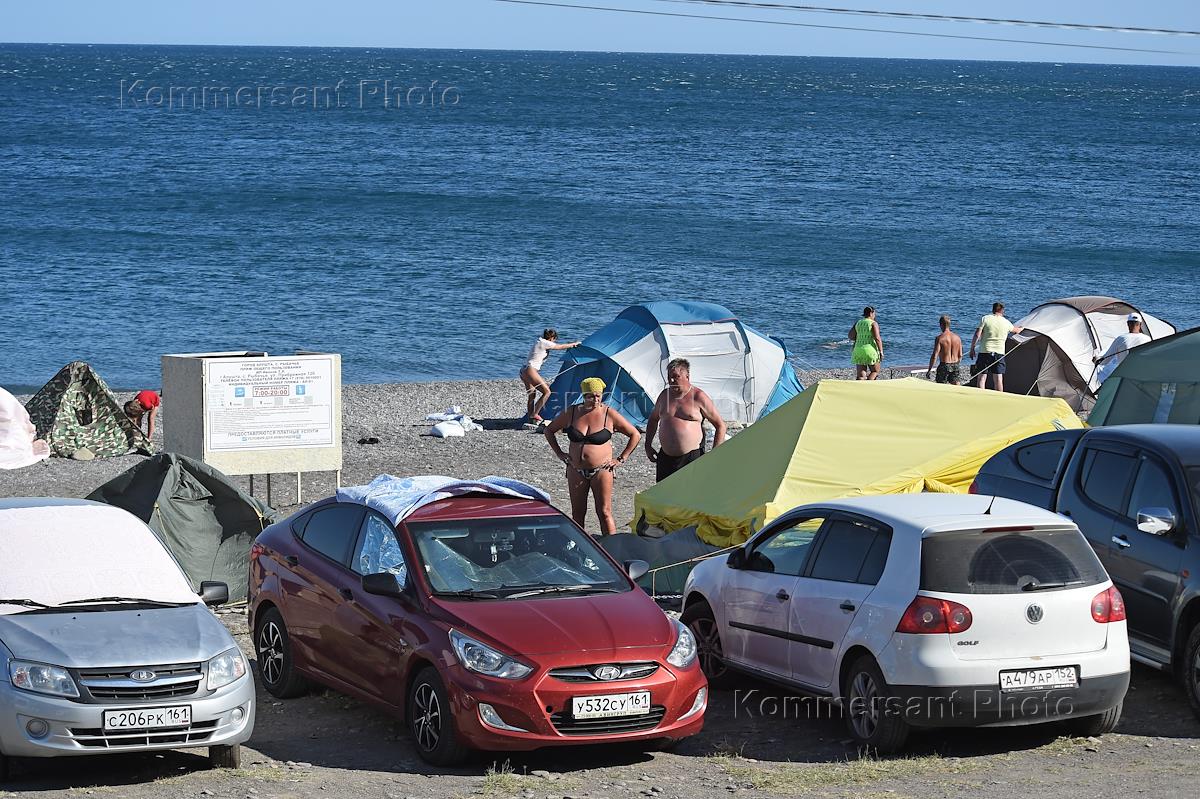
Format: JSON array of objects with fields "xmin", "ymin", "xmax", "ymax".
[{"xmin": 970, "ymin": 302, "xmax": 1024, "ymax": 391}]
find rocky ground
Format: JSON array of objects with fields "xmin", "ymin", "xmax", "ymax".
[{"xmin": 6, "ymin": 369, "xmax": 1195, "ymax": 797}]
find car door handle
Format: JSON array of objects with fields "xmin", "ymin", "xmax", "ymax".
[
  {"xmin": 285, "ymin": 555, "xmax": 299, "ymax": 566},
  {"xmin": 1111, "ymin": 535, "xmax": 1131, "ymax": 549},
  {"xmin": 839, "ymin": 601, "xmax": 856, "ymax": 612},
  {"xmin": 339, "ymin": 588, "xmax": 354, "ymax": 601},
  {"xmin": 776, "ymin": 589, "xmax": 790, "ymax": 601}
]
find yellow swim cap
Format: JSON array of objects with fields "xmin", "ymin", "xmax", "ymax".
[{"xmin": 580, "ymin": 377, "xmax": 606, "ymax": 396}]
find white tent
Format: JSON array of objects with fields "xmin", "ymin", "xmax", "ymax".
[
  {"xmin": 1004, "ymin": 296, "xmax": 1175, "ymax": 412},
  {"xmin": 0, "ymin": 387, "xmax": 49, "ymax": 470}
]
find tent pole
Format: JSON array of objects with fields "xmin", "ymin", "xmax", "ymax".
[
  {"xmin": 297, "ymin": 472, "xmax": 302, "ymax": 504},
  {"xmin": 336, "ymin": 470, "xmax": 341, "ymax": 489},
  {"xmin": 266, "ymin": 474, "xmax": 272, "ymax": 508},
  {"xmin": 249, "ymin": 474, "xmax": 254, "ymax": 497}
]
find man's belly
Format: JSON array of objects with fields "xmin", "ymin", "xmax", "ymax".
[{"xmin": 659, "ymin": 419, "xmax": 703, "ymax": 456}]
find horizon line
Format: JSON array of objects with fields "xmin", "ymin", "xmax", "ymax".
[{"xmin": 2, "ymin": 40, "xmax": 1199, "ymax": 69}]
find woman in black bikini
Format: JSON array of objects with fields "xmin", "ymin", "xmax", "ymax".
[{"xmin": 544, "ymin": 377, "xmax": 640, "ymax": 535}]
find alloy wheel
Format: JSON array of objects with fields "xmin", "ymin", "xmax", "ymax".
[
  {"xmin": 412, "ymin": 683, "xmax": 442, "ymax": 752},
  {"xmin": 257, "ymin": 621, "xmax": 285, "ymax": 685},
  {"xmin": 849, "ymin": 671, "xmax": 880, "ymax": 740},
  {"xmin": 690, "ymin": 616, "xmax": 728, "ymax": 680}
]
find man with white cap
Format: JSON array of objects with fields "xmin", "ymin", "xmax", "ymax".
[{"xmin": 1095, "ymin": 313, "xmax": 1152, "ymax": 383}]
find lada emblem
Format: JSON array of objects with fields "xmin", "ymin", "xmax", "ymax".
[
  {"xmin": 129, "ymin": 669, "xmax": 157, "ymax": 682},
  {"xmin": 593, "ymin": 665, "xmax": 621, "ymax": 681}
]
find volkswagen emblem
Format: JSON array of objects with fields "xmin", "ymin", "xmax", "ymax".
[
  {"xmin": 593, "ymin": 665, "xmax": 621, "ymax": 681},
  {"xmin": 129, "ymin": 669, "xmax": 157, "ymax": 682},
  {"xmin": 1025, "ymin": 604, "xmax": 1044, "ymax": 624}
]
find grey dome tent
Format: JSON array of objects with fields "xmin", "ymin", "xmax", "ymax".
[
  {"xmin": 87, "ymin": 453, "xmax": 277, "ymax": 601},
  {"xmin": 1004, "ymin": 297, "xmax": 1175, "ymax": 413}
]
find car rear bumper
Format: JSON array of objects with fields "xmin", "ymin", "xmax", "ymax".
[
  {"xmin": 444, "ymin": 662, "xmax": 707, "ymax": 751},
  {"xmin": 884, "ymin": 671, "xmax": 1129, "ymax": 728},
  {"xmin": 0, "ymin": 675, "xmax": 255, "ymax": 758}
]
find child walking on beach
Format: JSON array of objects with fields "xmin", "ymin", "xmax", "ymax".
[
  {"xmin": 850, "ymin": 307, "xmax": 884, "ymax": 380},
  {"xmin": 519, "ymin": 328, "xmax": 580, "ymax": 423}
]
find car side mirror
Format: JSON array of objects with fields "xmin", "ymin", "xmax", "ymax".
[
  {"xmin": 1137, "ymin": 508, "xmax": 1176, "ymax": 536},
  {"xmin": 624, "ymin": 559, "xmax": 650, "ymax": 581},
  {"xmin": 726, "ymin": 548, "xmax": 747, "ymax": 569},
  {"xmin": 362, "ymin": 571, "xmax": 406, "ymax": 598},
  {"xmin": 199, "ymin": 581, "xmax": 229, "ymax": 607}
]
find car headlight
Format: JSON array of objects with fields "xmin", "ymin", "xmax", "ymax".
[
  {"xmin": 450, "ymin": 630, "xmax": 532, "ymax": 680},
  {"xmin": 207, "ymin": 648, "xmax": 248, "ymax": 691},
  {"xmin": 666, "ymin": 618, "xmax": 697, "ymax": 668},
  {"xmin": 9, "ymin": 660, "xmax": 79, "ymax": 698}
]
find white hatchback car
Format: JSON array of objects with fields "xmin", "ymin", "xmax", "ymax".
[{"xmin": 682, "ymin": 494, "xmax": 1130, "ymax": 751}]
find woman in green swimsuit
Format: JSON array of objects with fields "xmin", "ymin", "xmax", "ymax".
[{"xmin": 850, "ymin": 306, "xmax": 884, "ymax": 380}]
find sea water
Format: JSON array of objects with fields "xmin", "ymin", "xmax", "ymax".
[{"xmin": 1, "ymin": 45, "xmax": 1197, "ymax": 388}]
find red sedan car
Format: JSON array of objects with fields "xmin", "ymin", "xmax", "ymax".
[{"xmin": 247, "ymin": 486, "xmax": 706, "ymax": 764}]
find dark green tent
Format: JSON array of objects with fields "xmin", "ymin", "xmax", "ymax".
[
  {"xmin": 599, "ymin": 527, "xmax": 721, "ymax": 596},
  {"xmin": 1090, "ymin": 326, "xmax": 1200, "ymax": 426},
  {"xmin": 86, "ymin": 453, "xmax": 277, "ymax": 601}
]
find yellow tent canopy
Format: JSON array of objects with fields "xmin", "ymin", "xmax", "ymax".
[{"xmin": 632, "ymin": 378, "xmax": 1084, "ymax": 547}]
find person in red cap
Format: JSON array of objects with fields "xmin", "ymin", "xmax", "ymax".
[{"xmin": 124, "ymin": 390, "xmax": 161, "ymax": 440}]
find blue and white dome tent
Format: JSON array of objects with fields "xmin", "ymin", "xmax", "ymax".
[{"xmin": 543, "ymin": 301, "xmax": 803, "ymax": 428}]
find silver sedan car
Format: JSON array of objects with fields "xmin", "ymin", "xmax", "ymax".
[{"xmin": 0, "ymin": 498, "xmax": 255, "ymax": 781}]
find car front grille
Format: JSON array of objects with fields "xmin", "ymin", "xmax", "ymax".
[
  {"xmin": 69, "ymin": 719, "xmax": 219, "ymax": 748},
  {"xmin": 76, "ymin": 662, "xmax": 204, "ymax": 703},
  {"xmin": 550, "ymin": 706, "xmax": 666, "ymax": 736},
  {"xmin": 548, "ymin": 662, "xmax": 660, "ymax": 683}
]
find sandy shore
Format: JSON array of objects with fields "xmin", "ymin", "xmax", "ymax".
[{"xmin": 1, "ymin": 366, "xmax": 916, "ymax": 531}]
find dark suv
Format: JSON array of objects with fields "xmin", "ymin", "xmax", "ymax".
[{"xmin": 974, "ymin": 424, "xmax": 1200, "ymax": 719}]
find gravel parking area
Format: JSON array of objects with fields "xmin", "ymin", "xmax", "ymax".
[{"xmin": 4, "ymin": 372, "xmax": 1196, "ymax": 797}]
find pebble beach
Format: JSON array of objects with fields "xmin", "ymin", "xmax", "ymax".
[{"xmin": 1, "ymin": 366, "xmax": 914, "ymax": 530}]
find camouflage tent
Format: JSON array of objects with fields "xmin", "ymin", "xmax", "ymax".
[
  {"xmin": 25, "ymin": 362, "xmax": 154, "ymax": 458},
  {"xmin": 87, "ymin": 453, "xmax": 277, "ymax": 601}
]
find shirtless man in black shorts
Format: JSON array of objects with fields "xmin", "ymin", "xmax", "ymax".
[{"xmin": 644, "ymin": 358, "xmax": 727, "ymax": 482}]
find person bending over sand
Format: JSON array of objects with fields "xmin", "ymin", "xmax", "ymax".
[
  {"xmin": 544, "ymin": 377, "xmax": 640, "ymax": 535},
  {"xmin": 520, "ymin": 328, "xmax": 579, "ymax": 423},
  {"xmin": 124, "ymin": 389, "xmax": 160, "ymax": 439}
]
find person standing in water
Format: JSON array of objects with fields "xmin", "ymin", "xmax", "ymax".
[
  {"xmin": 519, "ymin": 328, "xmax": 580, "ymax": 423},
  {"xmin": 544, "ymin": 377, "xmax": 640, "ymax": 535},
  {"xmin": 644, "ymin": 358, "xmax": 726, "ymax": 483},
  {"xmin": 850, "ymin": 307, "xmax": 884, "ymax": 380}
]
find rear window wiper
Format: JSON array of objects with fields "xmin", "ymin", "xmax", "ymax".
[
  {"xmin": 506, "ymin": 585, "xmax": 621, "ymax": 599},
  {"xmin": 57, "ymin": 596, "xmax": 190, "ymax": 607},
  {"xmin": 1021, "ymin": 580, "xmax": 1085, "ymax": 592},
  {"xmin": 433, "ymin": 590, "xmax": 501, "ymax": 600}
]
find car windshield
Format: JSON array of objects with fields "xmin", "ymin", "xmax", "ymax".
[{"xmin": 406, "ymin": 515, "xmax": 628, "ymax": 599}]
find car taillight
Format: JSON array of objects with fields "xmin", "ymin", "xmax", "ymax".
[
  {"xmin": 250, "ymin": 543, "xmax": 266, "ymax": 563},
  {"xmin": 896, "ymin": 596, "xmax": 973, "ymax": 634},
  {"xmin": 968, "ymin": 480, "xmax": 979, "ymax": 495},
  {"xmin": 1091, "ymin": 586, "xmax": 1126, "ymax": 623}
]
